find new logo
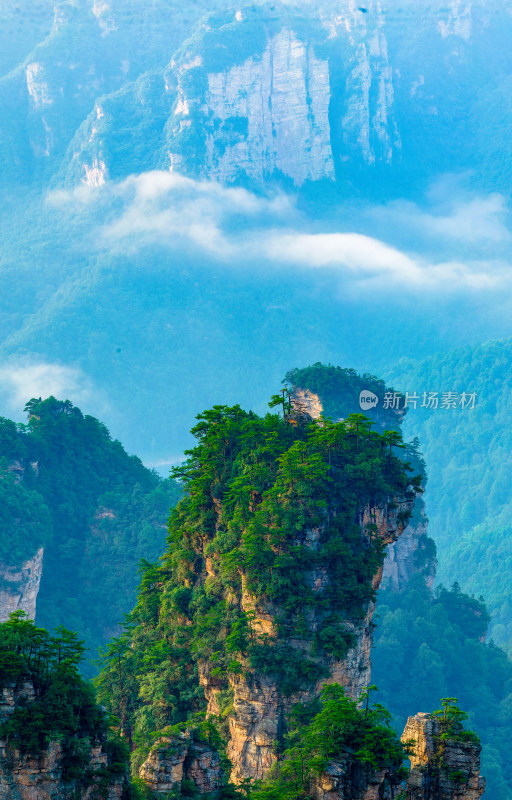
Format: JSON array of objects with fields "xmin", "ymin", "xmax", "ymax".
[{"xmin": 359, "ymin": 390, "xmax": 378, "ymax": 410}]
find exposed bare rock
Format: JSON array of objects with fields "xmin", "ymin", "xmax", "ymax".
[
  {"xmin": 139, "ymin": 731, "xmax": 224, "ymax": 795},
  {"xmin": 0, "ymin": 681, "xmax": 128, "ymax": 799},
  {"xmin": 199, "ymin": 493, "xmax": 414, "ymax": 784},
  {"xmin": 165, "ymin": 24, "xmax": 335, "ymax": 186},
  {"xmin": 0, "ymin": 739, "xmax": 126, "ymax": 800},
  {"xmin": 401, "ymin": 713, "xmax": 485, "ymax": 800},
  {"xmin": 326, "ymin": 0, "xmax": 401, "ymax": 168},
  {"xmin": 0, "ymin": 548, "xmax": 44, "ymax": 623},
  {"xmin": 291, "ymin": 389, "xmax": 324, "ymax": 420},
  {"xmin": 310, "ymin": 755, "xmax": 403, "ymax": 799},
  {"xmin": 381, "ymin": 516, "xmax": 437, "ymax": 591}
]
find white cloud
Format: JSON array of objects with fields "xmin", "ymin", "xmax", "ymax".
[
  {"xmin": 0, "ymin": 362, "xmax": 101, "ymax": 415},
  {"xmin": 259, "ymin": 231, "xmax": 508, "ymax": 288},
  {"xmin": 262, "ymin": 231, "xmax": 424, "ymax": 280},
  {"xmin": 49, "ymin": 170, "xmax": 293, "ymax": 257},
  {"xmin": 47, "ymin": 170, "xmax": 512, "ymax": 292},
  {"xmin": 373, "ymin": 191, "xmax": 510, "ymax": 245}
]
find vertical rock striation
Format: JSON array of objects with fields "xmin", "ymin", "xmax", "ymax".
[
  {"xmin": 381, "ymin": 515, "xmax": 437, "ymax": 591},
  {"xmin": 139, "ymin": 731, "xmax": 224, "ymax": 795},
  {"xmin": 310, "ymin": 757, "xmax": 402, "ymax": 800},
  {"xmin": 165, "ymin": 23, "xmax": 335, "ymax": 185},
  {"xmin": 401, "ymin": 713, "xmax": 485, "ymax": 800},
  {"xmin": 0, "ymin": 548, "xmax": 44, "ymax": 623},
  {"xmin": 0, "ymin": 682, "xmax": 127, "ymax": 800},
  {"xmin": 199, "ymin": 493, "xmax": 414, "ymax": 784}
]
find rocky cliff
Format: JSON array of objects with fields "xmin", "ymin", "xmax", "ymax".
[
  {"xmin": 310, "ymin": 760, "xmax": 402, "ymax": 800},
  {"xmin": 288, "ymin": 385, "xmax": 435, "ymax": 595},
  {"xmin": 0, "ymin": 681, "xmax": 127, "ymax": 800},
  {"xmin": 0, "ymin": 739, "xmax": 126, "ymax": 800},
  {"xmin": 197, "ymin": 483, "xmax": 414, "ymax": 784},
  {"xmin": 64, "ymin": 3, "xmax": 400, "ymax": 188},
  {"xmin": 139, "ymin": 731, "xmax": 224, "ymax": 795},
  {"xmin": 102, "ymin": 403, "xmax": 419, "ymax": 796},
  {"xmin": 0, "ymin": 548, "xmax": 44, "ymax": 623},
  {"xmin": 401, "ymin": 713, "xmax": 485, "ymax": 800},
  {"xmin": 381, "ymin": 515, "xmax": 437, "ymax": 592}
]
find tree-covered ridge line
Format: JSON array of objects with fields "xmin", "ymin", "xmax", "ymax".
[
  {"xmin": 0, "ymin": 396, "xmax": 182, "ymax": 675},
  {"xmin": 96, "ymin": 399, "xmax": 420, "ymax": 787}
]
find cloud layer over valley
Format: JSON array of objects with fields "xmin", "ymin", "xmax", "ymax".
[{"xmin": 48, "ymin": 170, "xmax": 512, "ymax": 293}]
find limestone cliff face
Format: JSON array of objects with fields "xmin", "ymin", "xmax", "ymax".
[
  {"xmin": 199, "ymin": 493, "xmax": 414, "ymax": 784},
  {"xmin": 0, "ymin": 548, "xmax": 44, "ymax": 623},
  {"xmin": 0, "ymin": 683, "xmax": 127, "ymax": 800},
  {"xmin": 139, "ymin": 731, "xmax": 224, "ymax": 795},
  {"xmin": 162, "ymin": 3, "xmax": 402, "ymax": 184},
  {"xmin": 0, "ymin": 740, "xmax": 126, "ymax": 800},
  {"xmin": 401, "ymin": 713, "xmax": 485, "ymax": 800},
  {"xmin": 381, "ymin": 515, "xmax": 437, "ymax": 592},
  {"xmin": 63, "ymin": 3, "xmax": 404, "ymax": 188},
  {"xmin": 164, "ymin": 21, "xmax": 334, "ymax": 185},
  {"xmin": 310, "ymin": 757, "xmax": 402, "ymax": 800},
  {"xmin": 324, "ymin": 0, "xmax": 401, "ymax": 169}
]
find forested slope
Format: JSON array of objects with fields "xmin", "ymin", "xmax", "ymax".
[
  {"xmin": 387, "ymin": 338, "xmax": 512, "ymax": 652},
  {"xmin": 0, "ymin": 397, "xmax": 182, "ymax": 672}
]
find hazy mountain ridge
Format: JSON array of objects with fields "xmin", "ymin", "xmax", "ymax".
[{"xmin": 3, "ymin": 0, "xmax": 512, "ymax": 195}]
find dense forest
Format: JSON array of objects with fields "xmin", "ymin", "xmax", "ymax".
[
  {"xmin": 0, "ymin": 371, "xmax": 507, "ymax": 797},
  {"xmin": 387, "ymin": 338, "xmax": 512, "ymax": 654},
  {"xmin": 0, "ymin": 397, "xmax": 182, "ymax": 672}
]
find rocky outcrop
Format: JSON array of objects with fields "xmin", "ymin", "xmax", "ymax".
[
  {"xmin": 401, "ymin": 713, "xmax": 485, "ymax": 800},
  {"xmin": 0, "ymin": 683, "xmax": 127, "ymax": 800},
  {"xmin": 139, "ymin": 731, "xmax": 224, "ymax": 795},
  {"xmin": 290, "ymin": 389, "xmax": 325, "ymax": 421},
  {"xmin": 163, "ymin": 20, "xmax": 335, "ymax": 186},
  {"xmin": 0, "ymin": 548, "xmax": 44, "ymax": 623},
  {"xmin": 381, "ymin": 517, "xmax": 437, "ymax": 591},
  {"xmin": 61, "ymin": 3, "xmax": 406, "ymax": 188},
  {"xmin": 310, "ymin": 756, "xmax": 402, "ymax": 800},
  {"xmin": 199, "ymin": 493, "xmax": 414, "ymax": 784},
  {"xmin": 0, "ymin": 739, "xmax": 126, "ymax": 800}
]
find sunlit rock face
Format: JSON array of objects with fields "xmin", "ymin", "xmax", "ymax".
[
  {"xmin": 199, "ymin": 491, "xmax": 414, "ymax": 784},
  {"xmin": 402, "ymin": 713, "xmax": 486, "ymax": 800},
  {"xmin": 166, "ymin": 26, "xmax": 335, "ymax": 185}
]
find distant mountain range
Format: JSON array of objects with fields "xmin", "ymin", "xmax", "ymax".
[{"xmin": 3, "ymin": 0, "xmax": 512, "ymax": 196}]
